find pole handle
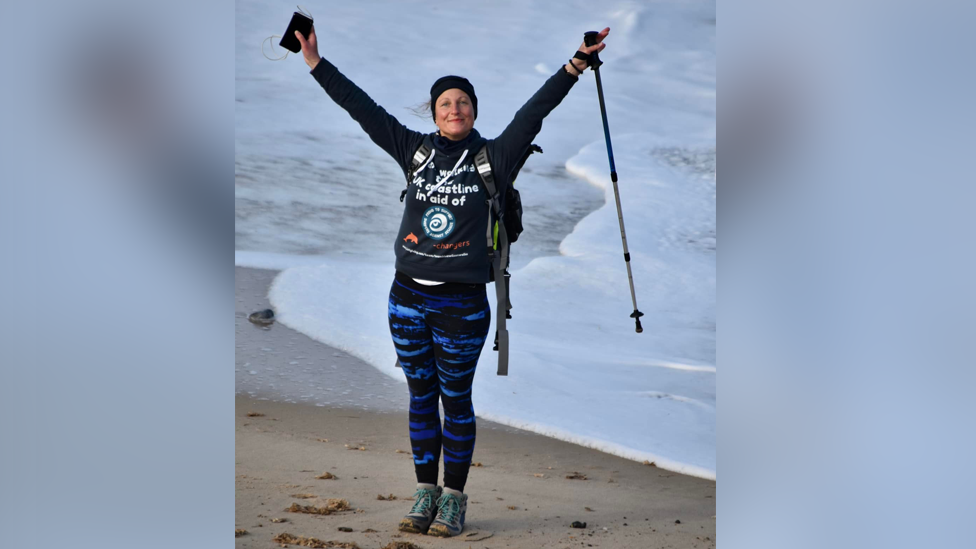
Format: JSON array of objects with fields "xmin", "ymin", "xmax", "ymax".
[{"xmin": 583, "ymin": 31, "xmax": 604, "ymax": 69}]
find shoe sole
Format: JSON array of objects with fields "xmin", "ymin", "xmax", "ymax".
[
  {"xmin": 428, "ymin": 523, "xmax": 462, "ymax": 537},
  {"xmin": 398, "ymin": 517, "xmax": 429, "ymax": 534}
]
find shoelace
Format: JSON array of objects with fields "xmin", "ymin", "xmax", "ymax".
[
  {"xmin": 410, "ymin": 488, "xmax": 436, "ymax": 515},
  {"xmin": 436, "ymin": 494, "xmax": 462, "ymax": 524}
]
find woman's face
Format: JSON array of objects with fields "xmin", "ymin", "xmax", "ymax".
[{"xmin": 434, "ymin": 89, "xmax": 475, "ymax": 141}]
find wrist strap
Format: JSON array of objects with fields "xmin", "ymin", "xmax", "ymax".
[
  {"xmin": 568, "ymin": 59, "xmax": 585, "ymax": 75},
  {"xmin": 571, "ymin": 50, "xmax": 591, "ymax": 72}
]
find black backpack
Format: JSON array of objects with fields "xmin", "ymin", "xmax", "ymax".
[
  {"xmin": 398, "ymin": 142, "xmax": 543, "ymax": 376},
  {"xmin": 485, "ymin": 143, "xmax": 541, "ymax": 246}
]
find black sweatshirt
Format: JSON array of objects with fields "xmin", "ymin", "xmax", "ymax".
[{"xmin": 311, "ymin": 59, "xmax": 578, "ymax": 283}]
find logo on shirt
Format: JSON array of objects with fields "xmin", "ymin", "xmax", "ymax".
[
  {"xmin": 421, "ymin": 206, "xmax": 456, "ymax": 240},
  {"xmin": 403, "ymin": 232, "xmax": 419, "ymax": 245}
]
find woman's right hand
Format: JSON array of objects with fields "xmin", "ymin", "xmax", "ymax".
[{"xmin": 295, "ymin": 26, "xmax": 321, "ymax": 70}]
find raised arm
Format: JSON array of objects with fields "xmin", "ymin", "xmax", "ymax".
[
  {"xmin": 296, "ymin": 27, "xmax": 424, "ymax": 172},
  {"xmin": 492, "ymin": 28, "xmax": 610, "ymax": 179}
]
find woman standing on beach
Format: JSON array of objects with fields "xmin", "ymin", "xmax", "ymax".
[{"xmin": 295, "ymin": 25, "xmax": 609, "ymax": 537}]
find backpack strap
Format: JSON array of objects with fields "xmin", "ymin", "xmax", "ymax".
[
  {"xmin": 474, "ymin": 146, "xmax": 499, "ymax": 256},
  {"xmin": 400, "ymin": 143, "xmax": 432, "ymax": 202},
  {"xmin": 478, "ymin": 149, "xmax": 514, "ymax": 315},
  {"xmin": 474, "ymin": 145, "xmax": 511, "ymax": 376}
]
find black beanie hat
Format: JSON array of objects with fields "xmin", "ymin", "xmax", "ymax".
[{"xmin": 429, "ymin": 75, "xmax": 478, "ymax": 121}]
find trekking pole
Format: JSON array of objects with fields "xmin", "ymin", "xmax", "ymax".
[{"xmin": 583, "ymin": 31, "xmax": 644, "ymax": 333}]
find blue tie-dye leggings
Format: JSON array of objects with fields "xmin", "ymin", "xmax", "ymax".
[{"xmin": 388, "ymin": 273, "xmax": 491, "ymax": 492}]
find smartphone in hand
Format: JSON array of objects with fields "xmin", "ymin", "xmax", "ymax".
[{"xmin": 278, "ymin": 12, "xmax": 313, "ymax": 54}]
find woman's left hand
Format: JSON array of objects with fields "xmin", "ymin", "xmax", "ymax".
[{"xmin": 568, "ymin": 27, "xmax": 610, "ymax": 75}]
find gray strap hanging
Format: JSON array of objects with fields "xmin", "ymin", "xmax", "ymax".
[{"xmin": 474, "ymin": 145, "xmax": 511, "ymax": 376}]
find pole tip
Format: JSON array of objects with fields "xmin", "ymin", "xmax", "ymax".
[{"xmin": 631, "ymin": 310, "xmax": 644, "ymax": 333}]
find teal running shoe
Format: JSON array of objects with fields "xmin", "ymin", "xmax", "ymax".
[
  {"xmin": 428, "ymin": 491, "xmax": 467, "ymax": 537},
  {"xmin": 398, "ymin": 484, "xmax": 442, "ymax": 534}
]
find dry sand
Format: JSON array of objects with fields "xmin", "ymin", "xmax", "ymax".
[{"xmin": 236, "ymin": 267, "xmax": 715, "ymax": 548}]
